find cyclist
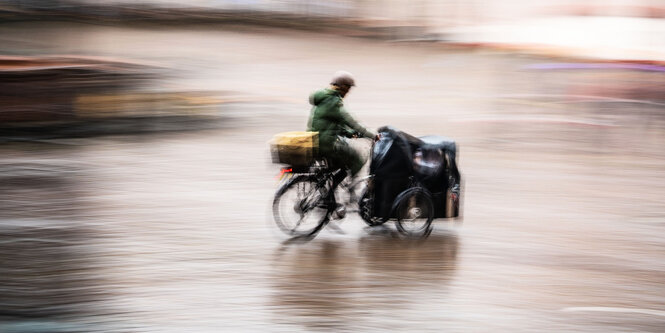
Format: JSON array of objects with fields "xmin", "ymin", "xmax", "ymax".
[{"xmin": 307, "ymin": 71, "xmax": 379, "ymax": 207}]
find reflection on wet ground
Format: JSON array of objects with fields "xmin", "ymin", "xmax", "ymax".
[
  {"xmin": 271, "ymin": 231, "xmax": 458, "ymax": 331},
  {"xmin": 1, "ymin": 125, "xmax": 664, "ymax": 331},
  {"xmin": 0, "ymin": 221, "xmax": 107, "ymax": 324},
  {"xmin": 0, "ymin": 158, "xmax": 114, "ymax": 332}
]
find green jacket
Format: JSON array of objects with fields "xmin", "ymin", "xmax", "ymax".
[{"xmin": 307, "ymin": 88, "xmax": 375, "ymax": 152}]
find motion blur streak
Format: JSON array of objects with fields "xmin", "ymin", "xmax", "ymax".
[{"xmin": 0, "ymin": 1, "xmax": 664, "ymax": 332}]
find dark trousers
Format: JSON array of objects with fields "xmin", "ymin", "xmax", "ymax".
[
  {"xmin": 321, "ymin": 139, "xmax": 366, "ymax": 203},
  {"xmin": 328, "ymin": 139, "xmax": 366, "ymax": 177}
]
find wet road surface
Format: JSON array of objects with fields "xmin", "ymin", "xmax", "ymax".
[{"xmin": 1, "ymin": 22, "xmax": 664, "ymax": 332}]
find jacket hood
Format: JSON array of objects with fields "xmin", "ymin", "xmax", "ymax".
[{"xmin": 309, "ymin": 88, "xmax": 338, "ymax": 106}]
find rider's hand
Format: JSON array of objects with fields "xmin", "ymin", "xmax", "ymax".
[{"xmin": 374, "ymin": 133, "xmax": 381, "ymax": 141}]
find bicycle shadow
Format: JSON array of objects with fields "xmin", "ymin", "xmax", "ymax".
[{"xmin": 269, "ymin": 230, "xmax": 459, "ymax": 331}]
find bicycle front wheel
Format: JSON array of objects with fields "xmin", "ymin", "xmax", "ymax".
[
  {"xmin": 272, "ymin": 175, "xmax": 330, "ymax": 237},
  {"xmin": 394, "ymin": 187, "xmax": 434, "ymax": 237}
]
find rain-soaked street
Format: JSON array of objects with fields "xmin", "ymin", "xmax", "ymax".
[{"xmin": 1, "ymin": 22, "xmax": 665, "ymax": 332}]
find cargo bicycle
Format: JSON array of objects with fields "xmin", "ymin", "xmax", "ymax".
[{"xmin": 270, "ymin": 126, "xmax": 462, "ymax": 239}]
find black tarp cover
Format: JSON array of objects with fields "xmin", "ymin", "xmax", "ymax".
[{"xmin": 369, "ymin": 126, "xmax": 459, "ymax": 219}]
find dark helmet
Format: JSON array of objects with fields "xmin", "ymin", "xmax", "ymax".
[{"xmin": 331, "ymin": 70, "xmax": 356, "ymax": 87}]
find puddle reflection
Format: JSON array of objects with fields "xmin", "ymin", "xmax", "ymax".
[{"xmin": 270, "ymin": 231, "xmax": 459, "ymax": 331}]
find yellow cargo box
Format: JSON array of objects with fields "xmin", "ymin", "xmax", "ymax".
[{"xmin": 270, "ymin": 131, "xmax": 319, "ymax": 166}]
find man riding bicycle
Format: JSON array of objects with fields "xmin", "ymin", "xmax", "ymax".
[{"xmin": 307, "ymin": 71, "xmax": 379, "ymax": 206}]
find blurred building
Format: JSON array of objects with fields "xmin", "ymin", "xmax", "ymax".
[
  {"xmin": 2, "ymin": 0, "xmax": 661, "ymax": 61},
  {"xmin": 6, "ymin": 0, "xmax": 663, "ymax": 22}
]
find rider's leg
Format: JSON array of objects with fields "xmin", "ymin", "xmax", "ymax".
[
  {"xmin": 333, "ymin": 140, "xmax": 366, "ymax": 178},
  {"xmin": 323, "ymin": 162, "xmax": 347, "ymax": 206},
  {"xmin": 328, "ymin": 142, "xmax": 366, "ymax": 209},
  {"xmin": 332, "ymin": 168, "xmax": 347, "ymax": 190},
  {"xmin": 324, "ymin": 141, "xmax": 354, "ymax": 206}
]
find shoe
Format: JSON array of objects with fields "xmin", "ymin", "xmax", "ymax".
[{"xmin": 331, "ymin": 204, "xmax": 346, "ymax": 220}]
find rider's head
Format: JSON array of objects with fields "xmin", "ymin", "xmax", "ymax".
[{"xmin": 330, "ymin": 70, "xmax": 355, "ymax": 98}]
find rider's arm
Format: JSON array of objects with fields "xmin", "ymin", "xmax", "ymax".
[
  {"xmin": 339, "ymin": 105, "xmax": 375, "ymax": 139},
  {"xmin": 341, "ymin": 126, "xmax": 357, "ymax": 138}
]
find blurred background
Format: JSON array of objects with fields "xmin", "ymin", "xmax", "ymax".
[{"xmin": 1, "ymin": 1, "xmax": 664, "ymax": 332}]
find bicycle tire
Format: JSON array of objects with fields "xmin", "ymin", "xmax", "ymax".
[
  {"xmin": 393, "ymin": 187, "xmax": 434, "ymax": 237},
  {"xmin": 272, "ymin": 175, "xmax": 330, "ymax": 237}
]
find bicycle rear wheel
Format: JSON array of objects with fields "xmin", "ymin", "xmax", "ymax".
[{"xmin": 273, "ymin": 175, "xmax": 330, "ymax": 237}]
